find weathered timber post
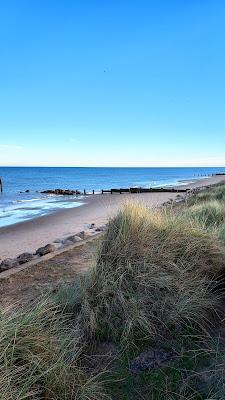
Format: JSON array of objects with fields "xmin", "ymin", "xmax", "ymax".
[
  {"xmin": 101, "ymin": 189, "xmax": 103, "ymax": 194},
  {"xmin": 84, "ymin": 189, "xmax": 86, "ymax": 195},
  {"xmin": 92, "ymin": 190, "xmax": 95, "ymax": 195},
  {"xmin": 0, "ymin": 178, "xmax": 2, "ymax": 193}
]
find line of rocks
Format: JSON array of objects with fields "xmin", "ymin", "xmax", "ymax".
[
  {"xmin": 0, "ymin": 224, "xmax": 106, "ymax": 273},
  {"xmin": 162, "ymin": 185, "xmax": 211, "ymax": 206}
]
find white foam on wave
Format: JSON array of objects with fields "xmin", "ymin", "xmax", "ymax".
[{"xmin": 0, "ymin": 197, "xmax": 84, "ymax": 228}]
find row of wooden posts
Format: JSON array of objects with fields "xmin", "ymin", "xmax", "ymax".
[
  {"xmin": 0, "ymin": 180, "xmax": 188, "ymax": 196},
  {"xmin": 84, "ymin": 187, "xmax": 189, "ymax": 195},
  {"xmin": 1, "ymin": 171, "xmax": 224, "ymax": 196}
]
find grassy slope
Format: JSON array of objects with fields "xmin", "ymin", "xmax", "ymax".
[{"xmin": 2, "ymin": 184, "xmax": 225, "ymax": 399}]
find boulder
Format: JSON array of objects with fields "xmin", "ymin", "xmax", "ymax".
[
  {"xmin": 54, "ymin": 242, "xmax": 64, "ymax": 250},
  {"xmin": 17, "ymin": 252, "xmax": 34, "ymax": 265},
  {"xmin": 77, "ymin": 231, "xmax": 85, "ymax": 239},
  {"xmin": 66, "ymin": 235, "xmax": 83, "ymax": 243},
  {"xmin": 40, "ymin": 189, "xmax": 81, "ymax": 196},
  {"xmin": 85, "ymin": 223, "xmax": 95, "ymax": 229},
  {"xmin": 0, "ymin": 258, "xmax": 19, "ymax": 271},
  {"xmin": 62, "ymin": 239, "xmax": 74, "ymax": 247},
  {"xmin": 36, "ymin": 244, "xmax": 56, "ymax": 256},
  {"xmin": 53, "ymin": 238, "xmax": 62, "ymax": 243}
]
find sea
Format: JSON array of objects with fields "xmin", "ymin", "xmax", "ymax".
[{"xmin": 0, "ymin": 167, "xmax": 224, "ymax": 228}]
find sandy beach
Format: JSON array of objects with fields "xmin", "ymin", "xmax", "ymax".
[{"xmin": 0, "ymin": 175, "xmax": 224, "ymax": 260}]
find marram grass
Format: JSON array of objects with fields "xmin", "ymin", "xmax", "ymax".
[
  {"xmin": 184, "ymin": 200, "xmax": 225, "ymax": 229},
  {"xmin": 0, "ymin": 298, "xmax": 109, "ymax": 400},
  {"xmin": 3, "ymin": 185, "xmax": 225, "ymax": 399},
  {"xmin": 78, "ymin": 203, "xmax": 224, "ymax": 345}
]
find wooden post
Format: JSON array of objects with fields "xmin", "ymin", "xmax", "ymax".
[
  {"xmin": 84, "ymin": 189, "xmax": 86, "ymax": 195},
  {"xmin": 0, "ymin": 177, "xmax": 2, "ymax": 193},
  {"xmin": 102, "ymin": 189, "xmax": 103, "ymax": 194},
  {"xmin": 92, "ymin": 190, "xmax": 95, "ymax": 195}
]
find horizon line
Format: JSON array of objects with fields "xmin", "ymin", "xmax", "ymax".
[{"xmin": 1, "ymin": 165, "xmax": 225, "ymax": 169}]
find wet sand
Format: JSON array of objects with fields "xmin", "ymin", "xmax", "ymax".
[{"xmin": 0, "ymin": 175, "xmax": 224, "ymax": 260}]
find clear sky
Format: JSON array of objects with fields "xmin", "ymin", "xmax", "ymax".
[{"xmin": 0, "ymin": 0, "xmax": 225, "ymax": 167}]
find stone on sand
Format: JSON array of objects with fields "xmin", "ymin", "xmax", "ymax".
[
  {"xmin": 36, "ymin": 244, "xmax": 56, "ymax": 256},
  {"xmin": 0, "ymin": 258, "xmax": 19, "ymax": 271},
  {"xmin": 17, "ymin": 252, "xmax": 34, "ymax": 265}
]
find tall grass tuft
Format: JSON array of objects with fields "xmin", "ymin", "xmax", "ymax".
[
  {"xmin": 184, "ymin": 200, "xmax": 225, "ymax": 229},
  {"xmin": 78, "ymin": 203, "xmax": 224, "ymax": 345},
  {"xmin": 0, "ymin": 298, "xmax": 109, "ymax": 399},
  {"xmin": 188, "ymin": 184, "xmax": 225, "ymax": 206}
]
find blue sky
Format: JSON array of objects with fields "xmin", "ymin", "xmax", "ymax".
[{"xmin": 0, "ymin": 0, "xmax": 225, "ymax": 166}]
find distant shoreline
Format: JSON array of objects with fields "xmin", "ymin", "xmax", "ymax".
[
  {"xmin": 0, "ymin": 174, "xmax": 225, "ymax": 260},
  {"xmin": 0, "ymin": 167, "xmax": 224, "ymax": 229}
]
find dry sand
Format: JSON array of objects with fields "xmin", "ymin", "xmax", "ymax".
[{"xmin": 0, "ymin": 175, "xmax": 224, "ymax": 260}]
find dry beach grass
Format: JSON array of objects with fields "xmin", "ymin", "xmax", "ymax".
[{"xmin": 2, "ymin": 182, "xmax": 225, "ymax": 398}]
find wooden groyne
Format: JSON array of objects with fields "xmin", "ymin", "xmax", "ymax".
[
  {"xmin": 101, "ymin": 187, "xmax": 189, "ymax": 194},
  {"xmin": 40, "ymin": 187, "xmax": 189, "ymax": 196}
]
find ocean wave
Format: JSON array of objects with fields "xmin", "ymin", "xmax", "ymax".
[{"xmin": 13, "ymin": 198, "xmax": 42, "ymax": 203}]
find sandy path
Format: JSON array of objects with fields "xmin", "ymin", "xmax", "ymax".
[
  {"xmin": 0, "ymin": 239, "xmax": 98, "ymax": 308},
  {"xmin": 0, "ymin": 175, "xmax": 224, "ymax": 260}
]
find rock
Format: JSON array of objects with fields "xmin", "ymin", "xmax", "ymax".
[
  {"xmin": 53, "ymin": 238, "xmax": 62, "ymax": 243},
  {"xmin": 17, "ymin": 252, "xmax": 34, "ymax": 265},
  {"xmin": 66, "ymin": 235, "xmax": 83, "ymax": 243},
  {"xmin": 0, "ymin": 258, "xmax": 19, "ymax": 271},
  {"xmin": 62, "ymin": 239, "xmax": 74, "ymax": 246},
  {"xmin": 54, "ymin": 242, "xmax": 64, "ymax": 250},
  {"xmin": 36, "ymin": 244, "xmax": 56, "ymax": 256},
  {"xmin": 77, "ymin": 231, "xmax": 85, "ymax": 239},
  {"xmin": 40, "ymin": 189, "xmax": 81, "ymax": 196},
  {"xmin": 129, "ymin": 348, "xmax": 174, "ymax": 374},
  {"xmin": 95, "ymin": 225, "xmax": 106, "ymax": 232},
  {"xmin": 85, "ymin": 223, "xmax": 95, "ymax": 229},
  {"xmin": 25, "ymin": 189, "xmax": 30, "ymax": 193}
]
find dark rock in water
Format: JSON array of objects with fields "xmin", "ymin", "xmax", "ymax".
[
  {"xmin": 129, "ymin": 348, "xmax": 174, "ymax": 374},
  {"xmin": 40, "ymin": 189, "xmax": 81, "ymax": 195},
  {"xmin": 25, "ymin": 190, "xmax": 30, "ymax": 193},
  {"xmin": 36, "ymin": 244, "xmax": 55, "ymax": 256},
  {"xmin": 0, "ymin": 258, "xmax": 19, "ymax": 271},
  {"xmin": 17, "ymin": 252, "xmax": 34, "ymax": 265}
]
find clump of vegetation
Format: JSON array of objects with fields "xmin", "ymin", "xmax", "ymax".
[
  {"xmin": 3, "ymin": 183, "xmax": 225, "ymax": 399},
  {"xmin": 185, "ymin": 200, "xmax": 225, "ymax": 228},
  {"xmin": 188, "ymin": 184, "xmax": 225, "ymax": 205},
  {"xmin": 0, "ymin": 298, "xmax": 108, "ymax": 399},
  {"xmin": 78, "ymin": 203, "xmax": 224, "ymax": 345}
]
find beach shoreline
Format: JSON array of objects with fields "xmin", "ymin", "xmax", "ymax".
[{"xmin": 0, "ymin": 175, "xmax": 224, "ymax": 260}]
